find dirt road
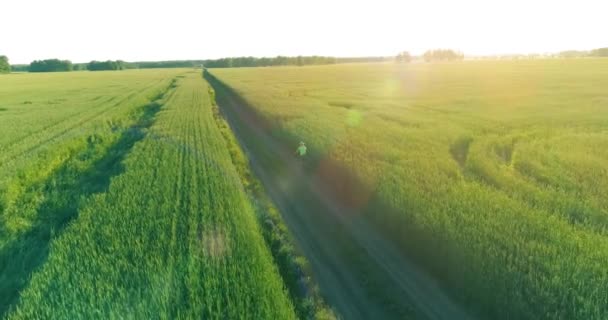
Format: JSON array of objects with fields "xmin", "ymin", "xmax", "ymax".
[{"xmin": 206, "ymin": 74, "xmax": 474, "ymax": 320}]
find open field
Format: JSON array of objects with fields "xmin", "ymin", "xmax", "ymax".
[
  {"xmin": 2, "ymin": 60, "xmax": 607, "ymax": 319},
  {"xmin": 0, "ymin": 71, "xmax": 304, "ymax": 319},
  {"xmin": 209, "ymin": 59, "xmax": 608, "ymax": 319},
  {"xmin": 0, "ymin": 69, "xmax": 180, "ymax": 315}
]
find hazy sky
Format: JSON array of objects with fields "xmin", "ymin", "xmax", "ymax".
[{"xmin": 2, "ymin": 0, "xmax": 606, "ymax": 64}]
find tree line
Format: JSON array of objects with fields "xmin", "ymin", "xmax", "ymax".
[
  {"xmin": 203, "ymin": 56, "xmax": 338, "ymax": 68},
  {"xmin": 29, "ymin": 59, "xmax": 73, "ymax": 72},
  {"xmin": 395, "ymin": 49, "xmax": 464, "ymax": 63},
  {"xmin": 14, "ymin": 59, "xmax": 134, "ymax": 72},
  {"xmin": 135, "ymin": 60, "xmax": 205, "ymax": 68},
  {"xmin": 87, "ymin": 60, "xmax": 128, "ymax": 71},
  {"xmin": 395, "ymin": 51, "xmax": 412, "ymax": 63},
  {"xmin": 423, "ymin": 49, "xmax": 465, "ymax": 62},
  {"xmin": 8, "ymin": 56, "xmax": 384, "ymax": 72},
  {"xmin": 558, "ymin": 47, "xmax": 608, "ymax": 58},
  {"xmin": 6, "ymin": 48, "xmax": 608, "ymax": 73}
]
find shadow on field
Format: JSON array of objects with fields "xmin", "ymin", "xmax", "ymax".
[
  {"xmin": 205, "ymin": 72, "xmax": 472, "ymax": 320},
  {"xmin": 0, "ymin": 99, "xmax": 164, "ymax": 318}
]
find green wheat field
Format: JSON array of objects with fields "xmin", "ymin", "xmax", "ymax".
[
  {"xmin": 1, "ymin": 59, "xmax": 608, "ymax": 319},
  {"xmin": 210, "ymin": 59, "xmax": 608, "ymax": 319}
]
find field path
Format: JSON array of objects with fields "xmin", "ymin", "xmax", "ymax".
[{"xmin": 207, "ymin": 75, "xmax": 474, "ymax": 320}]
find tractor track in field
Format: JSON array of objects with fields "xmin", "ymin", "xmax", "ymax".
[{"xmin": 206, "ymin": 74, "xmax": 474, "ymax": 320}]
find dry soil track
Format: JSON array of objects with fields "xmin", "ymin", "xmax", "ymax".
[{"xmin": 207, "ymin": 74, "xmax": 474, "ymax": 320}]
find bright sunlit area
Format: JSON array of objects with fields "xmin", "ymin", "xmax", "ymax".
[
  {"xmin": 1, "ymin": 1, "xmax": 607, "ymax": 320},
  {"xmin": 2, "ymin": 0, "xmax": 607, "ymax": 63}
]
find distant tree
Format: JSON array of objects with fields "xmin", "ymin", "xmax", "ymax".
[
  {"xmin": 395, "ymin": 51, "xmax": 412, "ymax": 63},
  {"xmin": 73, "ymin": 63, "xmax": 87, "ymax": 71},
  {"xmin": 131, "ymin": 60, "xmax": 201, "ymax": 69},
  {"xmin": 590, "ymin": 47, "xmax": 608, "ymax": 57},
  {"xmin": 202, "ymin": 55, "xmax": 338, "ymax": 68},
  {"xmin": 336, "ymin": 56, "xmax": 389, "ymax": 63},
  {"xmin": 422, "ymin": 49, "xmax": 464, "ymax": 62},
  {"xmin": 423, "ymin": 51, "xmax": 432, "ymax": 62},
  {"xmin": 558, "ymin": 50, "xmax": 588, "ymax": 58},
  {"xmin": 0, "ymin": 55, "xmax": 10, "ymax": 73},
  {"xmin": 87, "ymin": 60, "xmax": 127, "ymax": 71},
  {"xmin": 29, "ymin": 59, "xmax": 73, "ymax": 72},
  {"xmin": 10, "ymin": 64, "xmax": 28, "ymax": 72}
]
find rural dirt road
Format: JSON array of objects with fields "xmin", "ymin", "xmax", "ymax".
[{"xmin": 207, "ymin": 75, "xmax": 474, "ymax": 320}]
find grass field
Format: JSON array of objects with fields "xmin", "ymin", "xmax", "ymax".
[
  {"xmin": 209, "ymin": 59, "xmax": 608, "ymax": 319},
  {"xmin": 0, "ymin": 71, "xmax": 309, "ymax": 319}
]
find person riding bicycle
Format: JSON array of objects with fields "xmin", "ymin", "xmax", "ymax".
[{"xmin": 295, "ymin": 141, "xmax": 307, "ymax": 157}]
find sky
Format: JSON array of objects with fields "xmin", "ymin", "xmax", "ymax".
[{"xmin": 1, "ymin": 0, "xmax": 606, "ymax": 64}]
